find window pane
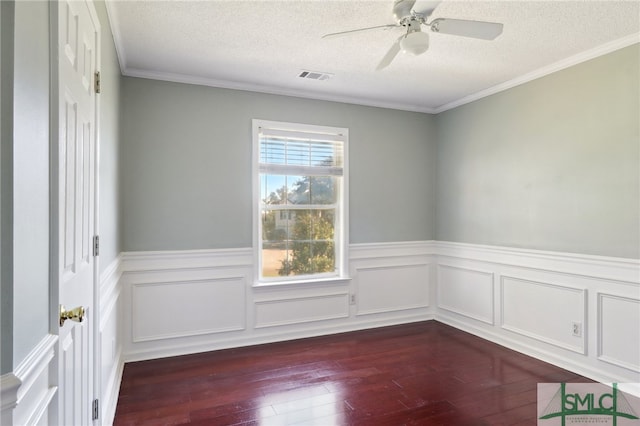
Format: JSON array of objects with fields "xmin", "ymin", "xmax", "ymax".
[
  {"xmin": 286, "ymin": 175, "xmax": 308, "ymax": 205},
  {"xmin": 280, "ymin": 209, "xmax": 336, "ymax": 276},
  {"xmin": 262, "ymin": 208, "xmax": 292, "ymax": 277},
  {"xmin": 263, "ymin": 174, "xmax": 334, "ymax": 206},
  {"xmin": 309, "ymin": 176, "xmax": 336, "ymax": 205},
  {"xmin": 261, "ymin": 209, "xmax": 336, "ymax": 277},
  {"xmin": 309, "ymin": 209, "xmax": 336, "ymax": 274},
  {"xmin": 262, "ymin": 209, "xmax": 287, "ymax": 244},
  {"xmin": 265, "ymin": 175, "xmax": 336, "ymax": 206},
  {"xmin": 261, "ymin": 175, "xmax": 287, "ymax": 205},
  {"xmin": 310, "ymin": 241, "xmax": 335, "ymax": 273},
  {"xmin": 262, "ymin": 246, "xmax": 293, "ymax": 278}
]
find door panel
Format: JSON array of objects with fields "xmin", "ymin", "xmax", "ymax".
[{"xmin": 57, "ymin": 0, "xmax": 98, "ymax": 424}]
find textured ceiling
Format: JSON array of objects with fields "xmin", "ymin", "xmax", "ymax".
[{"xmin": 106, "ymin": 0, "xmax": 640, "ymax": 113}]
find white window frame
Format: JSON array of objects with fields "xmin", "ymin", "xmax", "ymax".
[{"xmin": 252, "ymin": 119, "xmax": 349, "ymax": 285}]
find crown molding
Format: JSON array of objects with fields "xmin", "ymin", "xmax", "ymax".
[
  {"xmin": 433, "ymin": 34, "xmax": 640, "ymax": 113},
  {"xmin": 121, "ymin": 67, "xmax": 439, "ymax": 114}
]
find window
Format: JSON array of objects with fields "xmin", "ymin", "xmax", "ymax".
[{"xmin": 253, "ymin": 119, "xmax": 348, "ymax": 283}]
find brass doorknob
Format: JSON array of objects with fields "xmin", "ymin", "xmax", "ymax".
[{"xmin": 59, "ymin": 305, "xmax": 85, "ymax": 327}]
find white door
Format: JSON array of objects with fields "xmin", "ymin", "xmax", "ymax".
[{"xmin": 57, "ymin": 0, "xmax": 100, "ymax": 424}]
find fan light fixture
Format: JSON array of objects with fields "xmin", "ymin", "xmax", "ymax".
[
  {"xmin": 321, "ymin": 0, "xmax": 504, "ymax": 70},
  {"xmin": 400, "ymin": 31, "xmax": 429, "ymax": 55}
]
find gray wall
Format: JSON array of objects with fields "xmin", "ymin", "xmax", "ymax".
[
  {"xmin": 121, "ymin": 78, "xmax": 437, "ymax": 251},
  {"xmin": 436, "ymin": 45, "xmax": 640, "ymax": 258},
  {"xmin": 95, "ymin": 0, "xmax": 122, "ymax": 273},
  {"xmin": 0, "ymin": 0, "xmax": 15, "ymax": 375},
  {"xmin": 10, "ymin": 0, "xmax": 51, "ymax": 367},
  {"xmin": 120, "ymin": 44, "xmax": 638, "ymax": 259}
]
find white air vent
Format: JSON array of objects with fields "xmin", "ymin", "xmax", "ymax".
[{"xmin": 298, "ymin": 70, "xmax": 333, "ymax": 81}]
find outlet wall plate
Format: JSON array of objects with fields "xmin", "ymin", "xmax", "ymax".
[{"xmin": 572, "ymin": 322, "xmax": 582, "ymax": 337}]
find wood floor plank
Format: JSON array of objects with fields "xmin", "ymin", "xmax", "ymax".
[{"xmin": 114, "ymin": 321, "xmax": 593, "ymax": 425}]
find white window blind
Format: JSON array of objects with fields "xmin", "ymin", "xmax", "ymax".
[{"xmin": 258, "ymin": 127, "xmax": 345, "ymax": 177}]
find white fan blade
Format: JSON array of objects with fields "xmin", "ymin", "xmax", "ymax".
[
  {"xmin": 430, "ymin": 18, "xmax": 503, "ymax": 40},
  {"xmin": 411, "ymin": 0, "xmax": 442, "ymax": 17},
  {"xmin": 376, "ymin": 36, "xmax": 403, "ymax": 71},
  {"xmin": 393, "ymin": 0, "xmax": 416, "ymax": 20},
  {"xmin": 322, "ymin": 24, "xmax": 400, "ymax": 39}
]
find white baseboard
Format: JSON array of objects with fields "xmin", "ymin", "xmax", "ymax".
[
  {"xmin": 437, "ymin": 311, "xmax": 633, "ymax": 386},
  {"xmin": 124, "ymin": 313, "xmax": 435, "ymax": 363},
  {"xmin": 101, "ymin": 351, "xmax": 124, "ymax": 426}
]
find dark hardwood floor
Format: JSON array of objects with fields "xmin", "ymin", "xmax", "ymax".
[{"xmin": 114, "ymin": 321, "xmax": 592, "ymax": 425}]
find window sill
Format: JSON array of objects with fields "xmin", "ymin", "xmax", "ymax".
[{"xmin": 253, "ymin": 276, "xmax": 352, "ymax": 289}]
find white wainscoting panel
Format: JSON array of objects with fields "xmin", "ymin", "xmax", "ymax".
[
  {"xmin": 355, "ymin": 264, "xmax": 430, "ymax": 316},
  {"xmin": 121, "ymin": 244, "xmax": 435, "ymax": 361},
  {"xmin": 598, "ymin": 293, "xmax": 640, "ymax": 372},
  {"xmin": 116, "ymin": 242, "xmax": 639, "ymax": 389},
  {"xmin": 501, "ymin": 276, "xmax": 586, "ymax": 354},
  {"xmin": 99, "ymin": 256, "xmax": 123, "ymax": 425},
  {"xmin": 121, "ymin": 248, "xmax": 254, "ymax": 360},
  {"xmin": 437, "ymin": 264, "xmax": 494, "ymax": 324},
  {"xmin": 255, "ymin": 292, "xmax": 349, "ymax": 328},
  {"xmin": 435, "ymin": 241, "xmax": 640, "ymax": 385},
  {"xmin": 351, "ymin": 242, "xmax": 433, "ymax": 318},
  {"xmin": 132, "ymin": 277, "xmax": 246, "ymax": 342}
]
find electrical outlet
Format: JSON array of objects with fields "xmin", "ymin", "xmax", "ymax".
[
  {"xmin": 349, "ymin": 294, "xmax": 356, "ymax": 305},
  {"xmin": 572, "ymin": 322, "xmax": 582, "ymax": 337}
]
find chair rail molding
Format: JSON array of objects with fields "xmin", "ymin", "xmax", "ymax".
[
  {"xmin": 0, "ymin": 374, "xmax": 21, "ymax": 425},
  {"xmin": 0, "ymin": 334, "xmax": 58, "ymax": 426},
  {"xmin": 435, "ymin": 241, "xmax": 640, "ymax": 284}
]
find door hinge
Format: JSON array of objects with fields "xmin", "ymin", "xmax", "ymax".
[
  {"xmin": 93, "ymin": 235, "xmax": 100, "ymax": 257},
  {"xmin": 92, "ymin": 399, "xmax": 99, "ymax": 420},
  {"xmin": 94, "ymin": 71, "xmax": 101, "ymax": 94}
]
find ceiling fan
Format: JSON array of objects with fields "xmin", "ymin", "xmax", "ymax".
[{"xmin": 322, "ymin": 0, "xmax": 504, "ymax": 70}]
